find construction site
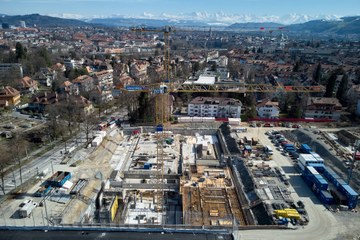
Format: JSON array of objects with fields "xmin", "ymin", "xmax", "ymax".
[
  {"xmin": 0, "ymin": 122, "xmax": 267, "ymax": 228},
  {"xmin": 101, "ymin": 126, "xmax": 249, "ymax": 227}
]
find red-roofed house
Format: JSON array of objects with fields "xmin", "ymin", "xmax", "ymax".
[
  {"xmin": 18, "ymin": 76, "xmax": 38, "ymax": 94},
  {"xmin": 256, "ymin": 99, "xmax": 280, "ymax": 119},
  {"xmin": 304, "ymin": 97, "xmax": 342, "ymax": 120},
  {"xmin": 0, "ymin": 86, "xmax": 21, "ymax": 108}
]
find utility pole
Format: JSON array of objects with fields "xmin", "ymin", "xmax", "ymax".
[
  {"xmin": 348, "ymin": 140, "xmax": 360, "ymax": 185},
  {"xmin": 12, "ymin": 170, "xmax": 16, "ymax": 188}
]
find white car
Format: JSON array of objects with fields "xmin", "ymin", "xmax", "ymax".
[{"xmin": 19, "ymin": 199, "xmax": 33, "ymax": 207}]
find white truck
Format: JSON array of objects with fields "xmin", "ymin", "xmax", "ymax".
[{"xmin": 19, "ymin": 201, "xmax": 37, "ymax": 218}]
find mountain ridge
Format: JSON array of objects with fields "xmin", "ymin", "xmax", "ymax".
[{"xmin": 0, "ymin": 13, "xmax": 359, "ymax": 35}]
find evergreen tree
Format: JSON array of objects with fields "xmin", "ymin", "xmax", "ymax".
[
  {"xmin": 324, "ymin": 72, "xmax": 337, "ymax": 97},
  {"xmin": 336, "ymin": 74, "xmax": 349, "ymax": 105},
  {"xmin": 313, "ymin": 63, "xmax": 322, "ymax": 83},
  {"xmin": 15, "ymin": 42, "xmax": 27, "ymax": 61}
]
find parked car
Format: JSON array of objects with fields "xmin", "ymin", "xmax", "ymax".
[
  {"xmin": 19, "ymin": 199, "xmax": 33, "ymax": 207},
  {"xmin": 282, "ymin": 152, "xmax": 289, "ymax": 156},
  {"xmin": 263, "ymin": 123, "xmax": 273, "ymax": 127}
]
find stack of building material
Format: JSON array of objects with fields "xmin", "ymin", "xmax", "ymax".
[{"xmin": 274, "ymin": 208, "xmax": 300, "ymax": 219}]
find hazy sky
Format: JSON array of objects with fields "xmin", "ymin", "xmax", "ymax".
[{"xmin": 1, "ymin": 0, "xmax": 359, "ymax": 18}]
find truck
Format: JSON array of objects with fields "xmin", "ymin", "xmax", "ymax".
[
  {"xmin": 264, "ymin": 145, "xmax": 273, "ymax": 155},
  {"xmin": 300, "ymin": 143, "xmax": 312, "ymax": 154},
  {"xmin": 19, "ymin": 202, "xmax": 37, "ymax": 218}
]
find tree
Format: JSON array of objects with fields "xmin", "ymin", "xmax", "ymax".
[
  {"xmin": 0, "ymin": 145, "xmax": 12, "ymax": 195},
  {"xmin": 210, "ymin": 62, "xmax": 217, "ymax": 72},
  {"xmin": 138, "ymin": 92, "xmax": 149, "ymax": 121},
  {"xmin": 15, "ymin": 42, "xmax": 27, "ymax": 61},
  {"xmin": 192, "ymin": 62, "xmax": 200, "ymax": 75},
  {"xmin": 228, "ymin": 60, "xmax": 242, "ymax": 79},
  {"xmin": 293, "ymin": 61, "xmax": 301, "ymax": 72},
  {"xmin": 324, "ymin": 72, "xmax": 337, "ymax": 97},
  {"xmin": 57, "ymin": 96, "xmax": 83, "ymax": 136},
  {"xmin": 79, "ymin": 112, "xmax": 98, "ymax": 143},
  {"xmin": 313, "ymin": 63, "xmax": 322, "ymax": 83},
  {"xmin": 8, "ymin": 133, "xmax": 29, "ymax": 186},
  {"xmin": 46, "ymin": 105, "xmax": 65, "ymax": 140},
  {"xmin": 336, "ymin": 74, "xmax": 349, "ymax": 105}
]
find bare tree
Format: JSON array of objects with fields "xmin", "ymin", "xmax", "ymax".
[
  {"xmin": 46, "ymin": 105, "xmax": 65, "ymax": 140},
  {"xmin": 8, "ymin": 133, "xmax": 29, "ymax": 185},
  {"xmin": 79, "ymin": 112, "xmax": 98, "ymax": 143},
  {"xmin": 57, "ymin": 96, "xmax": 83, "ymax": 136},
  {"xmin": 0, "ymin": 145, "xmax": 12, "ymax": 195}
]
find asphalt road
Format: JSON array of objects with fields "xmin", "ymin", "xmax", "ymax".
[
  {"xmin": 1, "ymin": 132, "xmax": 88, "ymax": 195},
  {"xmin": 0, "ymin": 230, "xmax": 232, "ymax": 240}
]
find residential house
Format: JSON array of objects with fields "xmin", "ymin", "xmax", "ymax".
[
  {"xmin": 112, "ymin": 73, "xmax": 135, "ymax": 97},
  {"xmin": 304, "ymin": 97, "xmax": 342, "ymax": 120},
  {"xmin": 188, "ymin": 97, "xmax": 242, "ymax": 118},
  {"xmin": 28, "ymin": 91, "xmax": 59, "ymax": 113},
  {"xmin": 34, "ymin": 68, "xmax": 57, "ymax": 87},
  {"xmin": 58, "ymin": 80, "xmax": 79, "ymax": 96},
  {"xmin": 63, "ymin": 95, "xmax": 94, "ymax": 116},
  {"xmin": 256, "ymin": 99, "xmax": 280, "ymax": 119},
  {"xmin": 89, "ymin": 86, "xmax": 113, "ymax": 104},
  {"xmin": 64, "ymin": 58, "xmax": 84, "ymax": 69},
  {"xmin": 130, "ymin": 61, "xmax": 149, "ymax": 83},
  {"xmin": 18, "ymin": 76, "xmax": 38, "ymax": 94},
  {"xmin": 52, "ymin": 63, "xmax": 66, "ymax": 73},
  {"xmin": 72, "ymin": 75, "xmax": 95, "ymax": 93},
  {"xmin": 0, "ymin": 86, "xmax": 21, "ymax": 108}
]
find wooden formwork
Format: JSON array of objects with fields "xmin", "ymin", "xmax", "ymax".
[{"xmin": 182, "ymin": 184, "xmax": 246, "ymax": 226}]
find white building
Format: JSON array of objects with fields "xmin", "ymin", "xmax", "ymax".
[
  {"xmin": 20, "ymin": 21, "xmax": 26, "ymax": 28},
  {"xmin": 63, "ymin": 58, "xmax": 84, "ymax": 69},
  {"xmin": 256, "ymin": 99, "xmax": 280, "ymax": 119},
  {"xmin": 92, "ymin": 70, "xmax": 114, "ymax": 89},
  {"xmin": 188, "ymin": 97, "xmax": 242, "ymax": 118}
]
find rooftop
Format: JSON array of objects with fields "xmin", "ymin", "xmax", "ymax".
[{"xmin": 190, "ymin": 97, "xmax": 242, "ymax": 106}]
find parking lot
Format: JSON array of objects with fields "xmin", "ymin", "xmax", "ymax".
[{"xmin": 0, "ymin": 111, "xmax": 46, "ymax": 137}]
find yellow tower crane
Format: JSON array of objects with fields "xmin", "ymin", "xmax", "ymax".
[{"xmin": 131, "ymin": 26, "xmax": 174, "ymax": 215}]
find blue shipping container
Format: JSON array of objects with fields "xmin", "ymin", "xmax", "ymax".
[
  {"xmin": 339, "ymin": 184, "xmax": 359, "ymax": 201},
  {"xmin": 319, "ymin": 190, "xmax": 334, "ymax": 204}
]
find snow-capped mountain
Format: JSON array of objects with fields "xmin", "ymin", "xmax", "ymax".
[{"xmin": 46, "ymin": 11, "xmax": 345, "ymax": 25}]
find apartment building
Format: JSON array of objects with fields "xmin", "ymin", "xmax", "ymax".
[
  {"xmin": 0, "ymin": 63, "xmax": 23, "ymax": 80},
  {"xmin": 188, "ymin": 97, "xmax": 242, "ymax": 118},
  {"xmin": 304, "ymin": 97, "xmax": 342, "ymax": 120},
  {"xmin": 92, "ymin": 69, "xmax": 114, "ymax": 89}
]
